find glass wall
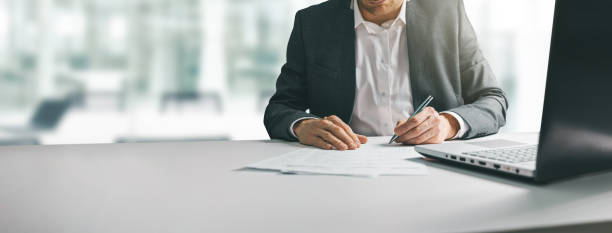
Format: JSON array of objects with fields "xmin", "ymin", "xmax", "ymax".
[{"xmin": 0, "ymin": 0, "xmax": 554, "ymax": 145}]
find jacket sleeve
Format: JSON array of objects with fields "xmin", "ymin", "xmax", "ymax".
[
  {"xmin": 263, "ymin": 10, "xmax": 317, "ymax": 141},
  {"xmin": 447, "ymin": 0, "xmax": 509, "ymax": 139}
]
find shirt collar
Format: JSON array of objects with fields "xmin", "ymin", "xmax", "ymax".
[{"xmin": 352, "ymin": 0, "xmax": 408, "ymax": 29}]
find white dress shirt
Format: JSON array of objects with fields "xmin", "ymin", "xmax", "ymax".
[{"xmin": 290, "ymin": 0, "xmax": 468, "ymax": 138}]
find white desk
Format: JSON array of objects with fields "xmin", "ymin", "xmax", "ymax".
[{"xmin": 0, "ymin": 133, "xmax": 611, "ymax": 233}]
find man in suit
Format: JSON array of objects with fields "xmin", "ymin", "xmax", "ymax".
[{"xmin": 264, "ymin": 0, "xmax": 508, "ymax": 150}]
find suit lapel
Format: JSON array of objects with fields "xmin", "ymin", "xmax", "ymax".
[
  {"xmin": 334, "ymin": 0, "xmax": 357, "ymax": 124},
  {"xmin": 405, "ymin": 1, "xmax": 431, "ymax": 108}
]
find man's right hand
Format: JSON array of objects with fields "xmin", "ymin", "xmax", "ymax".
[{"xmin": 293, "ymin": 115, "xmax": 368, "ymax": 150}]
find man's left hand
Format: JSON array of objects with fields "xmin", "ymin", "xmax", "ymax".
[{"xmin": 393, "ymin": 107, "xmax": 460, "ymax": 145}]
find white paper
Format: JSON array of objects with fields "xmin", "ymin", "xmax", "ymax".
[{"xmin": 246, "ymin": 138, "xmax": 428, "ymax": 177}]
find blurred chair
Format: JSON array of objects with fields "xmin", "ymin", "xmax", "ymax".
[{"xmin": 0, "ymin": 98, "xmax": 71, "ymax": 133}]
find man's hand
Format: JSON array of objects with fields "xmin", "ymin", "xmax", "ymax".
[
  {"xmin": 393, "ymin": 107, "xmax": 460, "ymax": 145},
  {"xmin": 294, "ymin": 115, "xmax": 368, "ymax": 150}
]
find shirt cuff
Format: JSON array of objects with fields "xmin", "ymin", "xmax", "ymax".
[
  {"xmin": 289, "ymin": 117, "xmax": 318, "ymax": 139},
  {"xmin": 441, "ymin": 111, "xmax": 470, "ymax": 139}
]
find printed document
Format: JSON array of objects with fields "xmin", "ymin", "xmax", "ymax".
[{"xmin": 246, "ymin": 137, "xmax": 428, "ymax": 177}]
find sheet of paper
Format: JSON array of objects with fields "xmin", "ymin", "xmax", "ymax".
[
  {"xmin": 246, "ymin": 137, "xmax": 428, "ymax": 177},
  {"xmin": 284, "ymin": 165, "xmax": 428, "ymax": 178},
  {"xmin": 247, "ymin": 150, "xmax": 306, "ymax": 171},
  {"xmin": 287, "ymin": 146, "xmax": 421, "ymax": 168}
]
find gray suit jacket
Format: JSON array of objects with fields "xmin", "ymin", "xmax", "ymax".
[{"xmin": 264, "ymin": 0, "xmax": 508, "ymax": 141}]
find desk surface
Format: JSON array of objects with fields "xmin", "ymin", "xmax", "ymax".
[{"xmin": 0, "ymin": 133, "xmax": 611, "ymax": 233}]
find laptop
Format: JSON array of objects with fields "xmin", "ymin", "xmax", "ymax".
[{"xmin": 415, "ymin": 0, "xmax": 612, "ymax": 182}]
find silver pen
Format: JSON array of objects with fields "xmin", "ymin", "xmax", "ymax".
[{"xmin": 388, "ymin": 95, "xmax": 434, "ymax": 144}]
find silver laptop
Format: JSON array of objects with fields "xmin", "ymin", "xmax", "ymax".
[
  {"xmin": 415, "ymin": 139, "xmax": 538, "ymax": 178},
  {"xmin": 415, "ymin": 0, "xmax": 612, "ymax": 182}
]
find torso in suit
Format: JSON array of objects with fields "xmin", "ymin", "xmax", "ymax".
[{"xmin": 264, "ymin": 0, "xmax": 508, "ymax": 141}]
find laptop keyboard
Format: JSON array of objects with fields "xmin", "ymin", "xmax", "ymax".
[{"xmin": 462, "ymin": 145, "xmax": 538, "ymax": 164}]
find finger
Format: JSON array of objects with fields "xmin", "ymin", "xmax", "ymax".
[
  {"xmin": 316, "ymin": 129, "xmax": 349, "ymax": 150},
  {"xmin": 394, "ymin": 107, "xmax": 437, "ymax": 136},
  {"xmin": 326, "ymin": 115, "xmax": 361, "ymax": 146},
  {"xmin": 405, "ymin": 127, "xmax": 437, "ymax": 145},
  {"xmin": 311, "ymin": 136, "xmax": 334, "ymax": 150},
  {"xmin": 325, "ymin": 116, "xmax": 359, "ymax": 144},
  {"xmin": 404, "ymin": 115, "xmax": 439, "ymax": 141},
  {"xmin": 398, "ymin": 115, "xmax": 437, "ymax": 142},
  {"xmin": 357, "ymin": 134, "xmax": 368, "ymax": 144},
  {"xmin": 320, "ymin": 120, "xmax": 358, "ymax": 149}
]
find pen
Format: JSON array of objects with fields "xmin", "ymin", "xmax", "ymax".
[{"xmin": 388, "ymin": 95, "xmax": 434, "ymax": 144}]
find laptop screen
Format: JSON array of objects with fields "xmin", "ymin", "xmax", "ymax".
[{"xmin": 537, "ymin": 0, "xmax": 612, "ymax": 181}]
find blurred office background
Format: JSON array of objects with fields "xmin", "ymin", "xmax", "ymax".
[{"xmin": 0, "ymin": 0, "xmax": 554, "ymax": 145}]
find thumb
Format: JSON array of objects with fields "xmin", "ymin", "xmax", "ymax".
[
  {"xmin": 393, "ymin": 120, "xmax": 405, "ymax": 133},
  {"xmin": 395, "ymin": 119, "xmax": 407, "ymax": 127}
]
